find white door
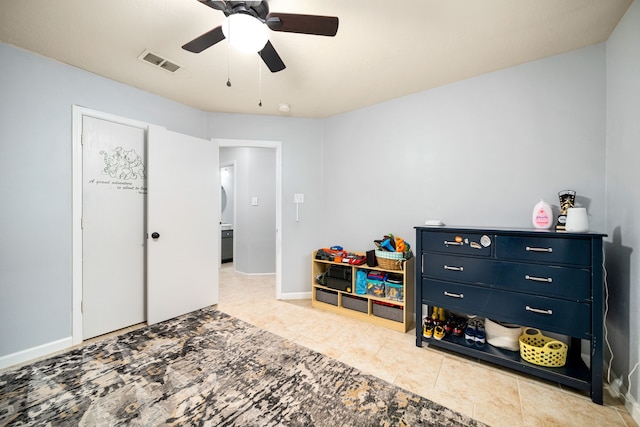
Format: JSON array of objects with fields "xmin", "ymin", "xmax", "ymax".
[
  {"xmin": 147, "ymin": 126, "xmax": 219, "ymax": 325},
  {"xmin": 82, "ymin": 116, "xmax": 146, "ymax": 339}
]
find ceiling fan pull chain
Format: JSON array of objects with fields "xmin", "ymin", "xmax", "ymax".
[
  {"xmin": 226, "ymin": 24, "xmax": 232, "ymax": 87},
  {"xmin": 258, "ymin": 54, "xmax": 262, "ymax": 107}
]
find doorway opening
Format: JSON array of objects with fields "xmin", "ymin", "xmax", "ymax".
[
  {"xmin": 215, "ymin": 139, "xmax": 282, "ymax": 300},
  {"xmin": 220, "ymin": 163, "xmax": 235, "ymax": 264}
]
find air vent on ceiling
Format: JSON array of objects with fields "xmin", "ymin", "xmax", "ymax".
[{"xmin": 138, "ymin": 50, "xmax": 182, "ymax": 73}]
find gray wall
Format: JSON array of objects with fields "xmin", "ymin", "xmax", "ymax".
[
  {"xmin": 321, "ymin": 43, "xmax": 606, "ymax": 250},
  {"xmin": 220, "ymin": 147, "xmax": 276, "ymax": 274},
  {"xmin": 606, "ymin": 0, "xmax": 640, "ymax": 404}
]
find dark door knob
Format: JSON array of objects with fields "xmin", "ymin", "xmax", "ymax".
[{"xmin": 151, "ymin": 232, "xmax": 160, "ymax": 239}]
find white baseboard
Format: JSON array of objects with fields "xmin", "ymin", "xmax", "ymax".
[
  {"xmin": 279, "ymin": 291, "xmax": 312, "ymax": 300},
  {"xmin": 0, "ymin": 337, "xmax": 72, "ymax": 370},
  {"xmin": 609, "ymin": 369, "xmax": 640, "ymax": 425},
  {"xmin": 624, "ymin": 393, "xmax": 640, "ymax": 424},
  {"xmin": 232, "ymin": 270, "xmax": 276, "ymax": 276}
]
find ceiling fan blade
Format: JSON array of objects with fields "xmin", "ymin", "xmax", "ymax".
[
  {"xmin": 259, "ymin": 41, "xmax": 285, "ymax": 72},
  {"xmin": 196, "ymin": 0, "xmax": 227, "ymax": 12},
  {"xmin": 266, "ymin": 13, "xmax": 338, "ymax": 36},
  {"xmin": 182, "ymin": 26, "xmax": 225, "ymax": 53}
]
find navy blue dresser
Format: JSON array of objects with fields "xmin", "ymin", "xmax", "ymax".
[{"xmin": 415, "ymin": 226, "xmax": 606, "ymax": 404}]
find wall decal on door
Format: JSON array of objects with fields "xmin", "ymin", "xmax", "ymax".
[
  {"xmin": 86, "ymin": 147, "xmax": 147, "ymax": 195},
  {"xmin": 101, "ymin": 147, "xmax": 146, "ymax": 180}
]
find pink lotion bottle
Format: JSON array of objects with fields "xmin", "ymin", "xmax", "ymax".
[{"xmin": 532, "ymin": 199, "xmax": 553, "ymax": 229}]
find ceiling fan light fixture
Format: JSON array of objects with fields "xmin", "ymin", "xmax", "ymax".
[{"xmin": 222, "ymin": 13, "xmax": 269, "ymax": 53}]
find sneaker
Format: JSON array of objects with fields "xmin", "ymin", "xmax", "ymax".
[
  {"xmin": 453, "ymin": 319, "xmax": 466, "ymax": 337},
  {"xmin": 443, "ymin": 315, "xmax": 457, "ymax": 335},
  {"xmin": 474, "ymin": 320, "xmax": 486, "ymax": 345},
  {"xmin": 423, "ymin": 323, "xmax": 434, "ymax": 339},
  {"xmin": 464, "ymin": 322, "xmax": 476, "ymax": 345},
  {"xmin": 433, "ymin": 325, "xmax": 445, "ymax": 340},
  {"xmin": 431, "ymin": 307, "xmax": 443, "ymax": 327}
]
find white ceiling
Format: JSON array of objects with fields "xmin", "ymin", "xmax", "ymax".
[{"xmin": 0, "ymin": 0, "xmax": 632, "ymax": 118}]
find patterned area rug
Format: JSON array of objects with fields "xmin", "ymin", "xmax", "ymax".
[{"xmin": 0, "ymin": 308, "xmax": 486, "ymax": 426}]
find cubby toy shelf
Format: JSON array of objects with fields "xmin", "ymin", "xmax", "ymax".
[{"xmin": 311, "ymin": 251, "xmax": 414, "ymax": 333}]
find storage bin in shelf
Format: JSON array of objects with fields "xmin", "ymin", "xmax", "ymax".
[
  {"xmin": 384, "ymin": 281, "xmax": 404, "ymax": 302},
  {"xmin": 315, "ymin": 288, "xmax": 338, "ymax": 306},
  {"xmin": 366, "ymin": 279, "xmax": 385, "ymax": 298},
  {"xmin": 372, "ymin": 301, "xmax": 403, "ymax": 323},
  {"xmin": 342, "ymin": 294, "xmax": 368, "ymax": 313}
]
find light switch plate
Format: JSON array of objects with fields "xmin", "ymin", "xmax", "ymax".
[
  {"xmin": 294, "ymin": 193, "xmax": 304, "ymax": 203},
  {"xmin": 251, "ymin": 197, "xmax": 258, "ymax": 206}
]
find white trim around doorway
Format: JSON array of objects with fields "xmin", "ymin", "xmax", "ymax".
[{"xmin": 215, "ymin": 139, "xmax": 283, "ymax": 300}]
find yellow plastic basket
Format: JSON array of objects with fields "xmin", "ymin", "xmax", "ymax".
[{"xmin": 519, "ymin": 328, "xmax": 568, "ymax": 367}]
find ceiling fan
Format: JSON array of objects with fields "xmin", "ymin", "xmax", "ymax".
[{"xmin": 182, "ymin": 0, "xmax": 339, "ymax": 72}]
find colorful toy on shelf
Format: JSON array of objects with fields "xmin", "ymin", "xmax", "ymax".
[
  {"xmin": 366, "ymin": 279, "xmax": 385, "ymax": 297},
  {"xmin": 374, "ymin": 234, "xmax": 411, "ymax": 252},
  {"xmin": 378, "ymin": 237, "xmax": 395, "ymax": 252},
  {"xmin": 315, "ymin": 247, "xmax": 347, "ymax": 261},
  {"xmin": 367, "ymin": 271, "xmax": 387, "ymax": 281}
]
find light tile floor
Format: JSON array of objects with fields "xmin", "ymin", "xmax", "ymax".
[{"xmin": 218, "ymin": 263, "xmax": 638, "ymax": 427}]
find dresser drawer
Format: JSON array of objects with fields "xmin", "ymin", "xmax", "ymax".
[
  {"xmin": 421, "ymin": 231, "xmax": 492, "ymax": 257},
  {"xmin": 490, "ymin": 291, "xmax": 591, "ymax": 338},
  {"xmin": 496, "ymin": 262, "xmax": 591, "ymax": 301},
  {"xmin": 422, "ymin": 279, "xmax": 591, "ymax": 337},
  {"xmin": 421, "ymin": 278, "xmax": 492, "ymax": 314},
  {"xmin": 495, "ymin": 235, "xmax": 591, "ymax": 266},
  {"xmin": 423, "ymin": 253, "xmax": 496, "ymax": 285},
  {"xmin": 423, "ymin": 253, "xmax": 591, "ymax": 301}
]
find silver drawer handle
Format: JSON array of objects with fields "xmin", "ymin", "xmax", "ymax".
[
  {"xmin": 444, "ymin": 291, "xmax": 464, "ymax": 298},
  {"xmin": 444, "ymin": 240, "xmax": 464, "ymax": 246},
  {"xmin": 525, "ymin": 246, "xmax": 553, "ymax": 253},
  {"xmin": 525, "ymin": 275, "xmax": 553, "ymax": 283},
  {"xmin": 444, "ymin": 265, "xmax": 464, "ymax": 272},
  {"xmin": 525, "ymin": 305, "xmax": 553, "ymax": 315}
]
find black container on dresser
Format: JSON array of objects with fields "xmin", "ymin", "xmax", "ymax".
[{"xmin": 414, "ymin": 226, "xmax": 606, "ymax": 404}]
